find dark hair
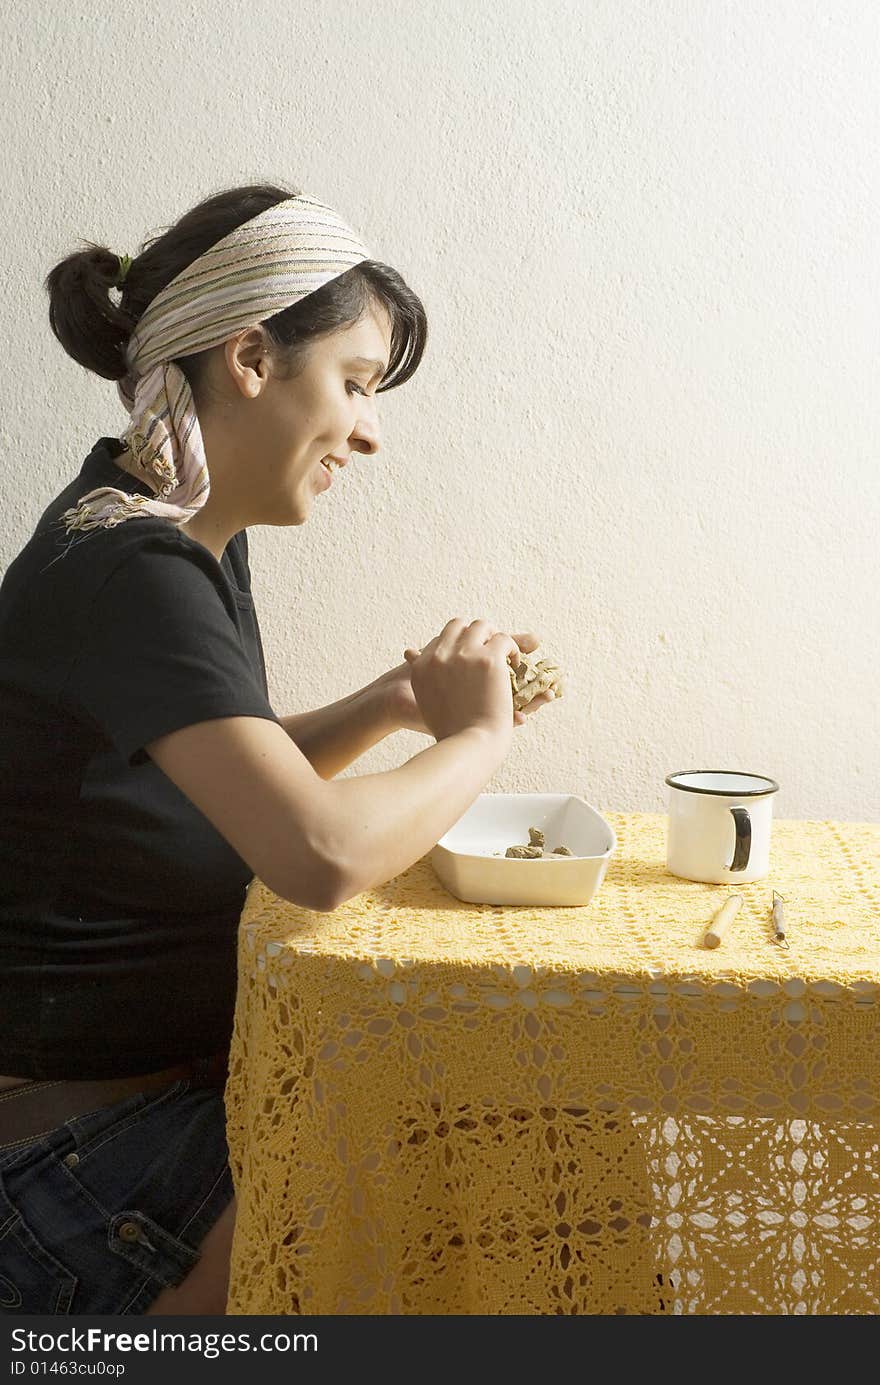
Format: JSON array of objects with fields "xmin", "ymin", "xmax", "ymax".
[{"xmin": 44, "ymin": 181, "xmax": 427, "ymax": 397}]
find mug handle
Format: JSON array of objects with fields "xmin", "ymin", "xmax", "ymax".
[{"xmin": 729, "ymin": 806, "xmax": 751, "ymax": 871}]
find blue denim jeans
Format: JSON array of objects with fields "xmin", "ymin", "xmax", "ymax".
[{"xmin": 0, "ymin": 1080, "xmax": 233, "ymax": 1315}]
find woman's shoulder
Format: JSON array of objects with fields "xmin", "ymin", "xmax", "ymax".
[
  {"xmin": 25, "ymin": 438, "xmax": 174, "ymax": 563},
  {"xmin": 6, "ymin": 439, "xmax": 241, "ymax": 612}
]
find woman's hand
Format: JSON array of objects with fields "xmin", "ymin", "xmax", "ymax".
[{"xmin": 379, "ymin": 630, "xmax": 557, "ymax": 735}]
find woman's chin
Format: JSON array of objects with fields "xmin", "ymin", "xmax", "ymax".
[
  {"xmin": 267, "ymin": 507, "xmax": 309, "ymax": 528},
  {"xmin": 267, "ymin": 483, "xmax": 313, "ymax": 526}
]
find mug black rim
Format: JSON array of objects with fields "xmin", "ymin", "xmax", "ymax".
[{"xmin": 665, "ymin": 770, "xmax": 780, "ymax": 797}]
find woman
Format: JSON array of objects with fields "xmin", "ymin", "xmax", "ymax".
[{"xmin": 0, "ymin": 182, "xmax": 554, "ymax": 1315}]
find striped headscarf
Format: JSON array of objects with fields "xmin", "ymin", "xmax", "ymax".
[{"xmin": 62, "ymin": 193, "xmax": 370, "ymax": 533}]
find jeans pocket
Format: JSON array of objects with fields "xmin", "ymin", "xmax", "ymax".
[
  {"xmin": 0, "ymin": 1173, "xmax": 77, "ymax": 1315},
  {"xmin": 107, "ymin": 1209, "xmax": 199, "ymax": 1291}
]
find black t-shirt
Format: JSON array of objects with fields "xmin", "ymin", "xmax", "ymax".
[{"xmin": 0, "ymin": 438, "xmax": 282, "ymax": 1079}]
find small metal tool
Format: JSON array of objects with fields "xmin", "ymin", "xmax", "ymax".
[{"xmin": 771, "ymin": 891, "xmax": 788, "ymax": 948}]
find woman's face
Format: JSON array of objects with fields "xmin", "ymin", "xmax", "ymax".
[{"xmin": 198, "ymin": 300, "xmax": 393, "ymax": 530}]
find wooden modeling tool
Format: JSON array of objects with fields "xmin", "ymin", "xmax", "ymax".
[{"xmin": 703, "ymin": 894, "xmax": 743, "ymax": 949}]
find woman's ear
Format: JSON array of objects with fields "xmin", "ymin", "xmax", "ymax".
[{"xmin": 225, "ymin": 328, "xmax": 271, "ymax": 398}]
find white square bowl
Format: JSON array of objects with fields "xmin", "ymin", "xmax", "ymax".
[{"xmin": 430, "ymin": 793, "xmax": 616, "ymax": 907}]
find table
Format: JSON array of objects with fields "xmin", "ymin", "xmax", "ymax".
[{"xmin": 224, "ymin": 813, "xmax": 880, "ymax": 1315}]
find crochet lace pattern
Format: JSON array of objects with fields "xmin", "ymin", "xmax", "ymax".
[{"xmin": 226, "ymin": 813, "xmax": 880, "ymax": 1315}]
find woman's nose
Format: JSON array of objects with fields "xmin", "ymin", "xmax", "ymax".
[{"xmin": 350, "ymin": 402, "xmax": 380, "ymax": 456}]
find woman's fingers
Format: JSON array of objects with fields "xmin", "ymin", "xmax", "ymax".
[
  {"xmin": 404, "ymin": 627, "xmax": 554, "ymax": 731},
  {"xmin": 405, "ymin": 628, "xmax": 541, "ymax": 665},
  {"xmin": 522, "ymin": 688, "xmax": 556, "ymax": 713},
  {"xmin": 462, "ymin": 618, "xmax": 498, "ymax": 650},
  {"xmin": 486, "ymin": 630, "xmax": 521, "ymax": 666},
  {"xmin": 435, "ymin": 617, "xmax": 470, "ymax": 658},
  {"xmin": 513, "ymin": 688, "xmax": 556, "ymax": 728}
]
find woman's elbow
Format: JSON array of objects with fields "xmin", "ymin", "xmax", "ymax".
[{"xmin": 272, "ymin": 858, "xmax": 357, "ymax": 913}]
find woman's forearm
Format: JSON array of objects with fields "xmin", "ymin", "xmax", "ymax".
[
  {"xmin": 320, "ymin": 725, "xmax": 511, "ymax": 904},
  {"xmin": 280, "ymin": 683, "xmax": 397, "ymax": 779}
]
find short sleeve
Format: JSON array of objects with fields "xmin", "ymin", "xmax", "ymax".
[{"xmin": 64, "ymin": 538, "xmax": 280, "ymax": 766}]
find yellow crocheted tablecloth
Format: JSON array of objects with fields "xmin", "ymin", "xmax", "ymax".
[{"xmin": 225, "ymin": 812, "xmax": 880, "ymax": 1316}]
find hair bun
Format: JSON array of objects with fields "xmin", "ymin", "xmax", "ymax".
[{"xmin": 44, "ymin": 242, "xmax": 136, "ymax": 380}]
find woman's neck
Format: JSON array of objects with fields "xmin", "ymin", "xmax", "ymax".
[{"xmin": 114, "ymin": 441, "xmax": 238, "ymax": 562}]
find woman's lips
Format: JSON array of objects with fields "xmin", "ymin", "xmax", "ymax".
[{"xmin": 316, "ymin": 455, "xmax": 349, "ymax": 489}]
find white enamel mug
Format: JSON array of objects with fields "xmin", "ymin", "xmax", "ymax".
[{"xmin": 665, "ymin": 770, "xmax": 780, "ymax": 884}]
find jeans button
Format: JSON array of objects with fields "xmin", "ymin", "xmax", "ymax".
[
  {"xmin": 62, "ymin": 1152, "xmax": 80, "ymax": 1168},
  {"xmin": 118, "ymin": 1221, "xmax": 141, "ymax": 1243}
]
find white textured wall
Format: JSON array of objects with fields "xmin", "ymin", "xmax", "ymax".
[{"xmin": 2, "ymin": 0, "xmax": 878, "ymax": 821}]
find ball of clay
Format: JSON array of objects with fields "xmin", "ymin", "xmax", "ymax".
[{"xmin": 508, "ymin": 650, "xmax": 563, "ymax": 712}]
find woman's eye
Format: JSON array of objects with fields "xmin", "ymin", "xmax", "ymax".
[{"xmin": 346, "ymin": 381, "xmax": 367, "ymax": 396}]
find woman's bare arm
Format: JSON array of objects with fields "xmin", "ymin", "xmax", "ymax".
[
  {"xmin": 145, "ymin": 714, "xmax": 509, "ymax": 912},
  {"xmin": 278, "ymin": 631, "xmax": 552, "ymax": 779},
  {"xmin": 279, "ymin": 682, "xmax": 396, "ymax": 780}
]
